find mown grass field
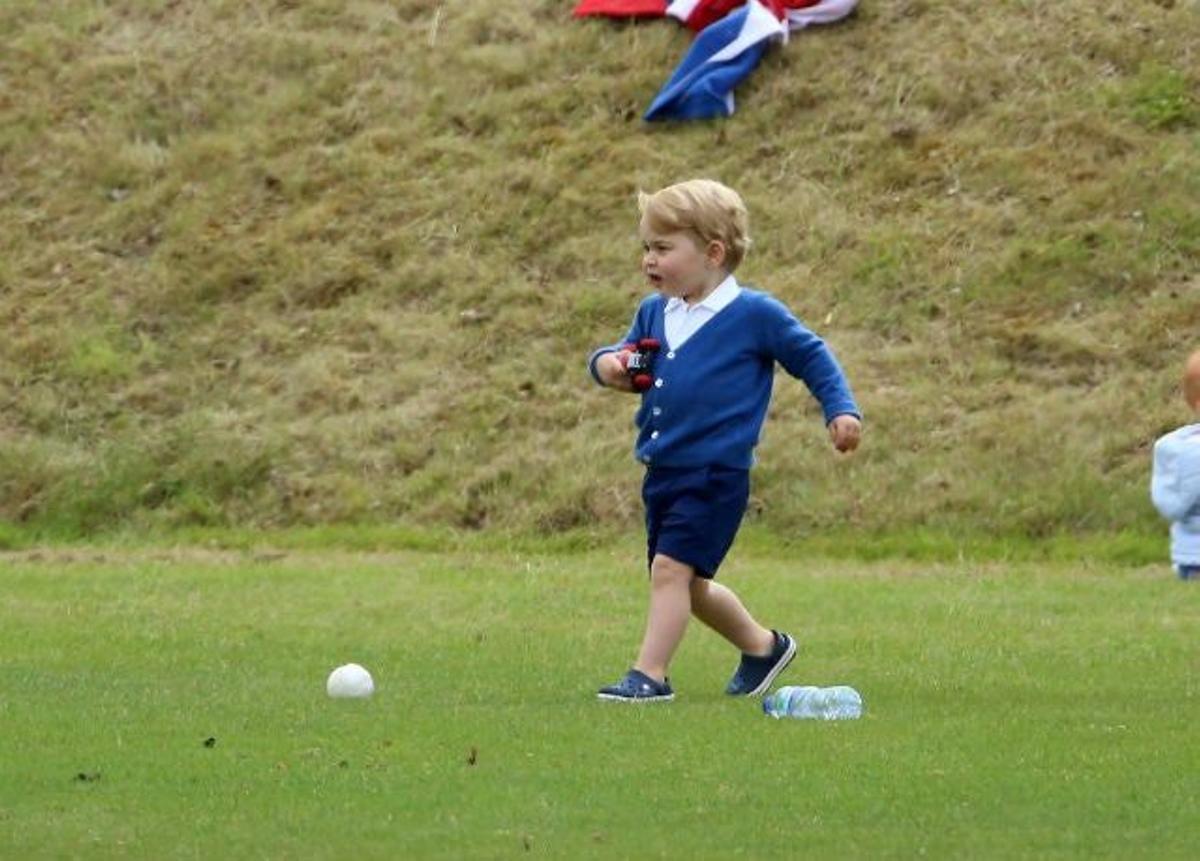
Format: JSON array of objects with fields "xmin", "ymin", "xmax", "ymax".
[{"xmin": 2, "ymin": 546, "xmax": 1196, "ymax": 858}]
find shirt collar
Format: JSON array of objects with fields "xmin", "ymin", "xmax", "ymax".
[{"xmin": 664, "ymin": 275, "xmax": 741, "ymax": 314}]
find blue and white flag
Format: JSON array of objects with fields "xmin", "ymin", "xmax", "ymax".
[
  {"xmin": 575, "ymin": 0, "xmax": 858, "ymax": 121},
  {"xmin": 644, "ymin": 0, "xmax": 787, "ymax": 121}
]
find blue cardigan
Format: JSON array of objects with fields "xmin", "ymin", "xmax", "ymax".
[{"xmin": 589, "ymin": 289, "xmax": 861, "ymax": 469}]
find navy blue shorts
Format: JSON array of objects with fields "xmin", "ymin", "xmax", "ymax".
[{"xmin": 642, "ymin": 465, "xmax": 750, "ymax": 579}]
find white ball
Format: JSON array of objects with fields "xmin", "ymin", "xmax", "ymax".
[{"xmin": 326, "ymin": 663, "xmax": 375, "ymax": 699}]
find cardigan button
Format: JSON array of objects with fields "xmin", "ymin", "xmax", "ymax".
[{"xmin": 654, "ymin": 379, "xmax": 663, "ymax": 388}]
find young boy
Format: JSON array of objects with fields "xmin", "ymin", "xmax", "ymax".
[
  {"xmin": 587, "ymin": 179, "xmax": 862, "ymax": 702},
  {"xmin": 1150, "ymin": 349, "xmax": 1200, "ymax": 581}
]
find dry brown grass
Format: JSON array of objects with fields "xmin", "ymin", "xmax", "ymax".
[{"xmin": 1, "ymin": 0, "xmax": 1198, "ymax": 542}]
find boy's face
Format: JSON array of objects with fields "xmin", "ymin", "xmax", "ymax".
[{"xmin": 640, "ymin": 227, "xmax": 725, "ymax": 302}]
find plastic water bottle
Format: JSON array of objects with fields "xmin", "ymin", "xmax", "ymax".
[{"xmin": 762, "ymin": 685, "xmax": 863, "ymax": 720}]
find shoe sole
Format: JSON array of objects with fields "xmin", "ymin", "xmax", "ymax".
[
  {"xmin": 746, "ymin": 636, "xmax": 797, "ymax": 697},
  {"xmin": 596, "ymin": 692, "xmax": 675, "ymax": 703}
]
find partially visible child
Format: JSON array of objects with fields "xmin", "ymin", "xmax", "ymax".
[
  {"xmin": 1150, "ymin": 349, "xmax": 1200, "ymax": 580},
  {"xmin": 587, "ymin": 179, "xmax": 862, "ymax": 702}
]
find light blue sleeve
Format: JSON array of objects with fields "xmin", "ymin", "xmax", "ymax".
[{"xmin": 1151, "ymin": 436, "xmax": 1200, "ymax": 522}]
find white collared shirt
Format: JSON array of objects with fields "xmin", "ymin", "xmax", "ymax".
[{"xmin": 663, "ymin": 275, "xmax": 742, "ymax": 350}]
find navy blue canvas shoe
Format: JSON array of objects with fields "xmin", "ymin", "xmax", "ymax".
[
  {"xmin": 724, "ymin": 630, "xmax": 797, "ymax": 696},
  {"xmin": 597, "ymin": 669, "xmax": 675, "ymax": 703}
]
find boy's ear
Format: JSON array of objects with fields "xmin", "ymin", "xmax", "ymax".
[{"xmin": 705, "ymin": 239, "xmax": 728, "ymax": 268}]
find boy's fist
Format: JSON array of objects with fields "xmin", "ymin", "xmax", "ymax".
[
  {"xmin": 597, "ymin": 352, "xmax": 636, "ymax": 391},
  {"xmin": 828, "ymin": 414, "xmax": 861, "ymax": 453}
]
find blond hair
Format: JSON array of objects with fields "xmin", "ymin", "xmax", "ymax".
[
  {"xmin": 638, "ymin": 179, "xmax": 752, "ymax": 272},
  {"xmin": 1184, "ymin": 349, "xmax": 1200, "ymax": 409}
]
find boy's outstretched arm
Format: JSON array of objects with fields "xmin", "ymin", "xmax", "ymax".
[{"xmin": 763, "ymin": 298, "xmax": 861, "ymax": 449}]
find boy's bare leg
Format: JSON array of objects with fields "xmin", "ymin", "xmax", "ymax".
[
  {"xmin": 689, "ymin": 578, "xmax": 775, "ymax": 656},
  {"xmin": 633, "ymin": 554, "xmax": 695, "ymax": 682}
]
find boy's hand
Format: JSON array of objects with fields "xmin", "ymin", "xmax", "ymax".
[
  {"xmin": 828, "ymin": 414, "xmax": 861, "ymax": 453},
  {"xmin": 597, "ymin": 351, "xmax": 636, "ymax": 392}
]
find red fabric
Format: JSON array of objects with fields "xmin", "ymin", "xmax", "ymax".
[
  {"xmin": 572, "ymin": 0, "xmax": 668, "ymax": 17},
  {"xmin": 573, "ymin": 0, "xmax": 826, "ymax": 29},
  {"xmin": 677, "ymin": 0, "xmax": 823, "ymax": 32},
  {"xmin": 683, "ymin": 0, "xmax": 755, "ymax": 31}
]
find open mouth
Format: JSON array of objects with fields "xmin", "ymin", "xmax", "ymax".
[{"xmin": 647, "ymin": 273, "xmax": 664, "ymax": 285}]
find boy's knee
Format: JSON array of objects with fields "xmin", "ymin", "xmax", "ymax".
[{"xmin": 650, "ymin": 554, "xmax": 694, "ymax": 587}]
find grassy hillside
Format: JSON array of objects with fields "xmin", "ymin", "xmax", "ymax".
[{"xmin": 1, "ymin": 0, "xmax": 1198, "ymax": 544}]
